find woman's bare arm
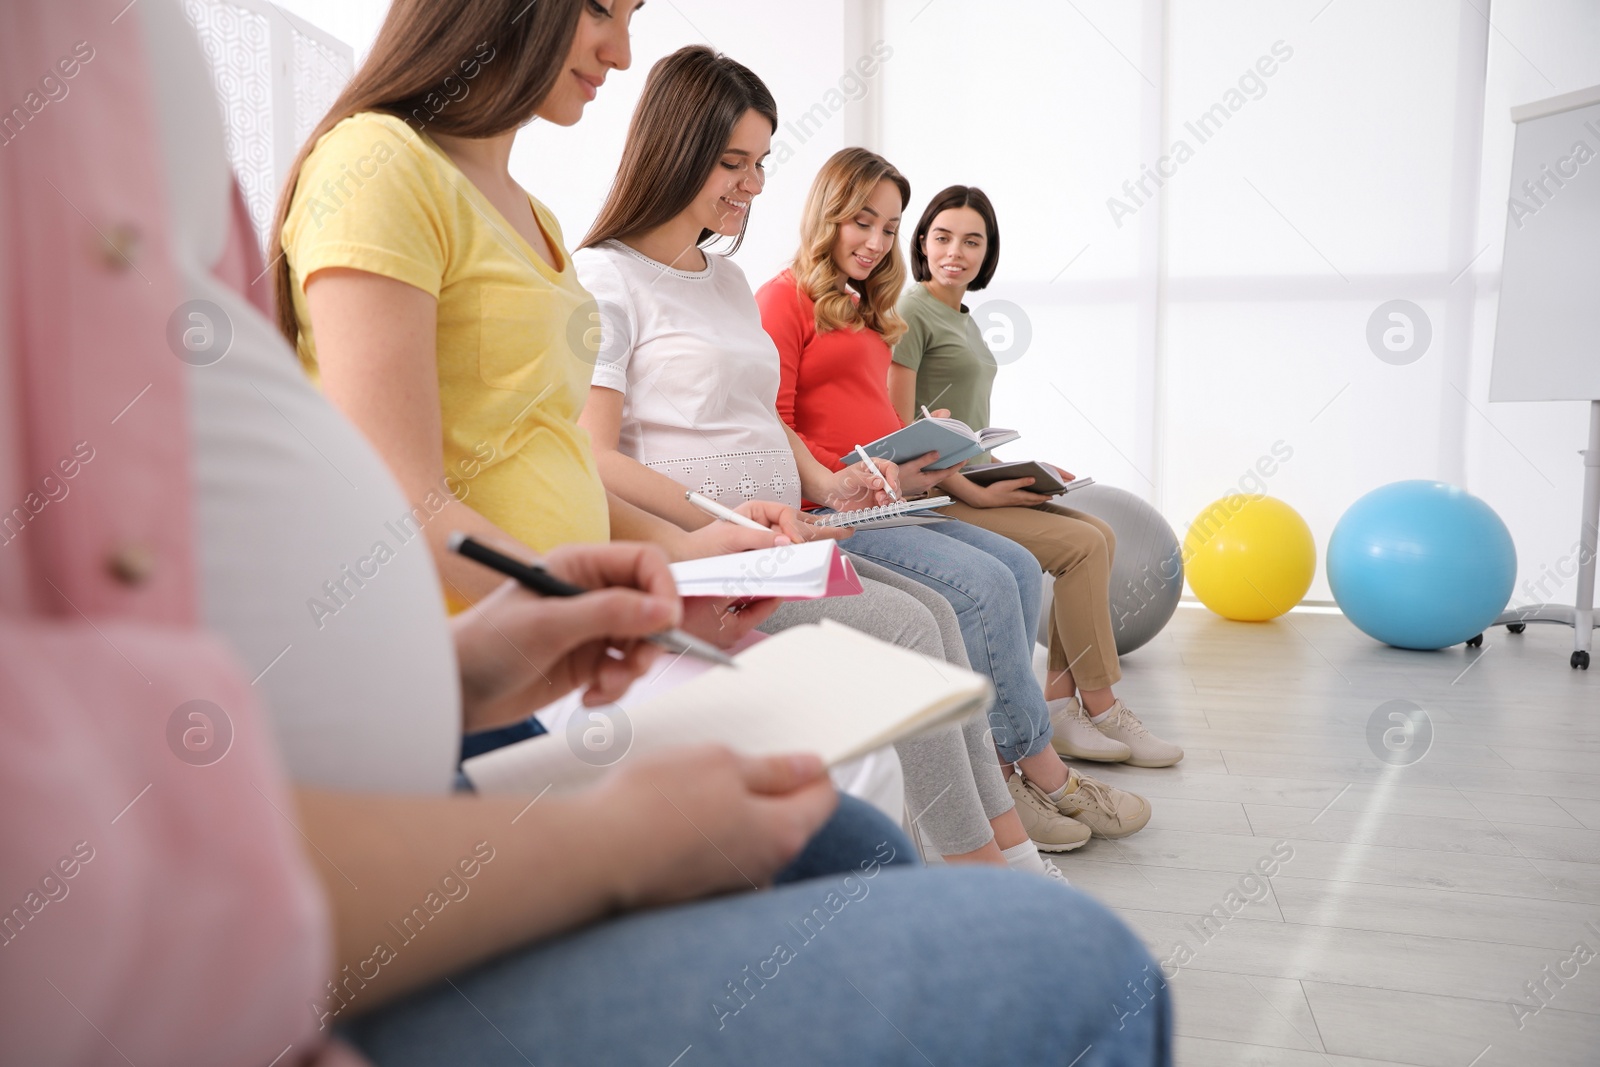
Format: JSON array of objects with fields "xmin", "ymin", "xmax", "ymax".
[
  {"xmin": 887, "ymin": 363, "xmax": 918, "ymax": 425},
  {"xmin": 294, "ymin": 747, "xmax": 836, "ymax": 1020},
  {"xmin": 303, "ymin": 268, "xmax": 525, "ymax": 604},
  {"xmin": 581, "ymin": 385, "xmax": 720, "ymax": 529}
]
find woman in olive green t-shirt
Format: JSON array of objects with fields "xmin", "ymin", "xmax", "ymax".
[{"xmin": 889, "ymin": 186, "xmax": 1184, "ymax": 769}]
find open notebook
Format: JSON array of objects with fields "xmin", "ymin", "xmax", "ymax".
[
  {"xmin": 462, "ymin": 620, "xmax": 993, "ymax": 796},
  {"xmin": 846, "ymin": 416, "xmax": 1021, "ymax": 471},
  {"xmin": 962, "ymin": 462, "xmax": 1094, "ymax": 497},
  {"xmin": 669, "ymin": 541, "xmax": 863, "ymax": 600}
]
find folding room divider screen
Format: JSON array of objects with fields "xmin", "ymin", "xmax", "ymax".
[{"xmin": 182, "ymin": 0, "xmax": 353, "ymax": 252}]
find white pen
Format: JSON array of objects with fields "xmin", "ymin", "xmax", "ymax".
[
  {"xmin": 685, "ymin": 490, "xmax": 770, "ymax": 531},
  {"xmin": 853, "ymin": 444, "xmax": 900, "ymax": 503}
]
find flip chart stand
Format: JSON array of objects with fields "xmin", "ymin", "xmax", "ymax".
[{"xmin": 1492, "ymin": 401, "xmax": 1598, "ymax": 669}]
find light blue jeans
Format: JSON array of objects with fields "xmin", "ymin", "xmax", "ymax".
[
  {"xmin": 345, "ymin": 799, "xmax": 1172, "ymax": 1066},
  {"xmin": 775, "ymin": 794, "xmax": 915, "ymax": 884},
  {"xmin": 844, "ymin": 520, "xmax": 1053, "ymax": 762}
]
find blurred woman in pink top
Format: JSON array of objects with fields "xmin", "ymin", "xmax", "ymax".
[{"xmin": 0, "ymin": 3, "xmax": 335, "ymax": 1063}]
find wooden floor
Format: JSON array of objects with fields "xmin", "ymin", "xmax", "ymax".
[{"xmin": 1041, "ymin": 604, "xmax": 1600, "ymax": 1066}]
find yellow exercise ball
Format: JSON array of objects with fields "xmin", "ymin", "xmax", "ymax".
[{"xmin": 1183, "ymin": 495, "xmax": 1316, "ymax": 621}]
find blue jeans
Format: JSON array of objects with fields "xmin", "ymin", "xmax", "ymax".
[
  {"xmin": 776, "ymin": 794, "xmax": 913, "ymax": 884},
  {"xmin": 845, "ymin": 520, "xmax": 1052, "ymax": 762},
  {"xmin": 346, "ymin": 859, "xmax": 1171, "ymax": 1066},
  {"xmin": 460, "ymin": 717, "xmax": 546, "ymax": 762}
]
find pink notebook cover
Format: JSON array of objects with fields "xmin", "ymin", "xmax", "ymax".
[
  {"xmin": 824, "ymin": 551, "xmax": 865, "ymax": 598},
  {"xmin": 672, "ymin": 542, "xmax": 865, "ymax": 601}
]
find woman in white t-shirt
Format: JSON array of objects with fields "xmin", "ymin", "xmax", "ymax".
[{"xmin": 576, "ymin": 46, "xmax": 1083, "ymax": 871}]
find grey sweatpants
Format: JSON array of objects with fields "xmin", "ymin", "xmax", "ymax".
[{"xmin": 759, "ymin": 555, "xmax": 1015, "ymax": 856}]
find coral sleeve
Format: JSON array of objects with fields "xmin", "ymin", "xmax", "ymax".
[{"xmin": 757, "ymin": 275, "xmax": 840, "ymax": 469}]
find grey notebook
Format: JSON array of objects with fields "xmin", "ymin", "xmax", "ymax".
[{"xmin": 962, "ymin": 462, "xmax": 1094, "ymax": 497}]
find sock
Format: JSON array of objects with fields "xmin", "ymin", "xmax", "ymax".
[
  {"xmin": 1046, "ymin": 775, "xmax": 1077, "ymax": 804},
  {"xmin": 1001, "ymin": 839, "xmax": 1048, "ymax": 876},
  {"xmin": 1088, "ymin": 702, "xmax": 1118, "ymax": 725}
]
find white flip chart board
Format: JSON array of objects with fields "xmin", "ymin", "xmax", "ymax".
[{"xmin": 1490, "ymin": 85, "xmax": 1600, "ymax": 403}]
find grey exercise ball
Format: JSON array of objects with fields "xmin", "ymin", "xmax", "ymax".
[{"xmin": 1035, "ymin": 484, "xmax": 1184, "ymax": 656}]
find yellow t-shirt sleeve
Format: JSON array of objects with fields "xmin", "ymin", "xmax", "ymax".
[{"xmin": 284, "ymin": 114, "xmax": 448, "ymax": 300}]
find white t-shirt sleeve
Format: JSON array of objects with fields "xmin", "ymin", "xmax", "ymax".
[{"xmin": 573, "ymin": 247, "xmax": 639, "ymax": 394}]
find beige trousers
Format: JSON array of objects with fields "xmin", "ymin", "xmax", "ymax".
[{"xmin": 938, "ymin": 501, "xmax": 1122, "ymax": 690}]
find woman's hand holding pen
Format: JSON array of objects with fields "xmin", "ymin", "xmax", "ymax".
[
  {"xmin": 451, "ymin": 541, "xmax": 682, "ymax": 732},
  {"xmin": 822, "ymin": 458, "xmax": 902, "ymax": 511},
  {"xmin": 679, "ymin": 595, "xmax": 783, "ymax": 650},
  {"xmin": 681, "ymin": 500, "xmax": 849, "ymax": 558}
]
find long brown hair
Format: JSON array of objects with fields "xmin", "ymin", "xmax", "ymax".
[
  {"xmin": 580, "ymin": 46, "xmax": 776, "ymax": 254},
  {"xmin": 791, "ymin": 147, "xmax": 911, "ymax": 346},
  {"xmin": 268, "ymin": 0, "xmax": 586, "ymax": 343}
]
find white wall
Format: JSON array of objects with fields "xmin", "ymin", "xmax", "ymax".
[{"xmin": 514, "ymin": 0, "xmax": 866, "ymax": 283}]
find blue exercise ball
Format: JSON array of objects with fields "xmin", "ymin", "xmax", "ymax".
[{"xmin": 1327, "ymin": 480, "xmax": 1516, "ymax": 650}]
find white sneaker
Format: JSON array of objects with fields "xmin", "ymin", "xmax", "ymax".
[
  {"xmin": 1050, "ymin": 697, "xmax": 1132, "ymax": 762},
  {"xmin": 1093, "ymin": 701, "xmax": 1184, "ymax": 768},
  {"xmin": 1041, "ymin": 858, "xmax": 1072, "ymax": 887}
]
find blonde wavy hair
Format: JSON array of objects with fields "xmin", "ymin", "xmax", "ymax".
[{"xmin": 791, "ymin": 147, "xmax": 911, "ymax": 347}]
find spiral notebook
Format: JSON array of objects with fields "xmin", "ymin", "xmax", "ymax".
[{"xmin": 807, "ymin": 496, "xmax": 953, "ymax": 530}]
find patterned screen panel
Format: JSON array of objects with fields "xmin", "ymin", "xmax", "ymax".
[
  {"xmin": 183, "ymin": 0, "xmax": 352, "ymax": 251},
  {"xmin": 292, "ymin": 27, "xmax": 349, "ymax": 152}
]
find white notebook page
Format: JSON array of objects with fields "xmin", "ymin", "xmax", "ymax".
[{"xmin": 464, "ymin": 620, "xmax": 990, "ymax": 795}]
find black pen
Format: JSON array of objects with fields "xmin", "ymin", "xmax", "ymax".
[{"xmin": 447, "ymin": 532, "xmax": 737, "ymax": 668}]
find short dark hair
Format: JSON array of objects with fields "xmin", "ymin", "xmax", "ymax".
[{"xmin": 909, "ymin": 185, "xmax": 1000, "ymax": 291}]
